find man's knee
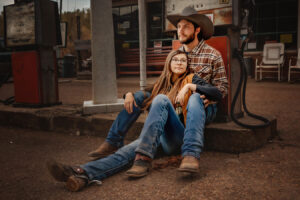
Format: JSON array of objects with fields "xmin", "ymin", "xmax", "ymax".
[{"xmin": 134, "ymin": 91, "xmax": 150, "ymax": 106}]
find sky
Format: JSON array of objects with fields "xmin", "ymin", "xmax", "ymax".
[{"xmin": 0, "ymin": 0, "xmax": 90, "ymax": 13}]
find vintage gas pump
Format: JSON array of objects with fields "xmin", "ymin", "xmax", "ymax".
[{"xmin": 3, "ymin": 0, "xmax": 61, "ymax": 106}]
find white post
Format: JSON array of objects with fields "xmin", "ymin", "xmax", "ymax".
[
  {"xmin": 138, "ymin": 0, "xmax": 147, "ymax": 90},
  {"xmin": 298, "ymin": 0, "xmax": 300, "ymax": 49},
  {"xmin": 83, "ymin": 0, "xmax": 123, "ymax": 114}
]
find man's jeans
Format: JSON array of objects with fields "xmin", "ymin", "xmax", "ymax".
[
  {"xmin": 105, "ymin": 91, "xmax": 150, "ymax": 148},
  {"xmin": 82, "ymin": 93, "xmax": 217, "ymax": 181}
]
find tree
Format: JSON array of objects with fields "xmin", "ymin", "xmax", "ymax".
[{"xmin": 60, "ymin": 8, "xmax": 91, "ymax": 56}]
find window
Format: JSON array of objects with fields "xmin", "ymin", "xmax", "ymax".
[
  {"xmin": 113, "ymin": 5, "xmax": 139, "ymax": 47},
  {"xmin": 113, "ymin": 2, "xmax": 172, "ymax": 48},
  {"xmin": 252, "ymin": 0, "xmax": 297, "ymax": 50}
]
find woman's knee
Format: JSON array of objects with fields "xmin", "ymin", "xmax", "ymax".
[
  {"xmin": 152, "ymin": 94, "xmax": 169, "ymax": 105},
  {"xmin": 188, "ymin": 93, "xmax": 204, "ymax": 106}
]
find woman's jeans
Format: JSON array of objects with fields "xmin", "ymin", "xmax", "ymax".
[{"xmin": 81, "ymin": 93, "xmax": 217, "ymax": 181}]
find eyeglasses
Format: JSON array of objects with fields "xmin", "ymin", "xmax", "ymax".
[{"xmin": 171, "ymin": 58, "xmax": 187, "ymax": 64}]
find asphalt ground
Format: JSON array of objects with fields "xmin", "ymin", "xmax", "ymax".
[{"xmin": 0, "ymin": 77, "xmax": 300, "ymax": 199}]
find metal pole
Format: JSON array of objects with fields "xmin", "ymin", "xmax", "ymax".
[
  {"xmin": 138, "ymin": 0, "xmax": 147, "ymax": 91},
  {"xmin": 298, "ymin": 0, "xmax": 300, "ymax": 49},
  {"xmin": 76, "ymin": 15, "xmax": 82, "ymax": 72}
]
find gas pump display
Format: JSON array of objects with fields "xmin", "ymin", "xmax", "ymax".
[
  {"xmin": 4, "ymin": 2, "xmax": 36, "ymax": 47},
  {"xmin": 4, "ymin": 0, "xmax": 61, "ymax": 48}
]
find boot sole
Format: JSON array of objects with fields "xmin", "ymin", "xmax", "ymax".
[
  {"xmin": 177, "ymin": 167, "xmax": 199, "ymax": 173},
  {"xmin": 125, "ymin": 171, "xmax": 149, "ymax": 178}
]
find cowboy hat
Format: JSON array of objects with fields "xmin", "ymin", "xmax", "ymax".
[{"xmin": 167, "ymin": 6, "xmax": 214, "ymax": 40}]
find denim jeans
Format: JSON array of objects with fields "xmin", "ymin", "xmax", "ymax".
[
  {"xmin": 135, "ymin": 93, "xmax": 214, "ymax": 159},
  {"xmin": 105, "ymin": 91, "xmax": 150, "ymax": 148},
  {"xmin": 82, "ymin": 93, "xmax": 217, "ymax": 181}
]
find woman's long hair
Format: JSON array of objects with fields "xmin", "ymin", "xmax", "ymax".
[{"xmin": 142, "ymin": 50, "xmax": 190, "ymax": 110}]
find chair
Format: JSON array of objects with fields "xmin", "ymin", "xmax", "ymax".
[
  {"xmin": 288, "ymin": 48, "xmax": 300, "ymax": 82},
  {"xmin": 255, "ymin": 43, "xmax": 285, "ymax": 81}
]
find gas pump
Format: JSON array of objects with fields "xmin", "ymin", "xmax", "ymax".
[
  {"xmin": 168, "ymin": 0, "xmax": 271, "ymax": 129},
  {"xmin": 3, "ymin": 0, "xmax": 61, "ymax": 106}
]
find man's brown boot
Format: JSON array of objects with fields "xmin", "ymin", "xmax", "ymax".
[
  {"xmin": 88, "ymin": 141, "xmax": 118, "ymax": 160},
  {"xmin": 178, "ymin": 156, "xmax": 199, "ymax": 173},
  {"xmin": 47, "ymin": 159, "xmax": 83, "ymax": 182},
  {"xmin": 66, "ymin": 175, "xmax": 88, "ymax": 192},
  {"xmin": 47, "ymin": 159, "xmax": 89, "ymax": 192},
  {"xmin": 126, "ymin": 154, "xmax": 152, "ymax": 178}
]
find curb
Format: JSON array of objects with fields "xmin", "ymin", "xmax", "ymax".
[{"xmin": 0, "ymin": 105, "xmax": 276, "ymax": 153}]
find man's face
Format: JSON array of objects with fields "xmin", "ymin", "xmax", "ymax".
[{"xmin": 177, "ymin": 19, "xmax": 200, "ymax": 44}]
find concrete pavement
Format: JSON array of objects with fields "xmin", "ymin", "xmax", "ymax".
[{"xmin": 1, "ymin": 77, "xmax": 300, "ymax": 199}]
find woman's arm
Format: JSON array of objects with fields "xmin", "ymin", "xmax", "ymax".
[{"xmin": 175, "ymin": 83, "xmax": 196, "ymax": 105}]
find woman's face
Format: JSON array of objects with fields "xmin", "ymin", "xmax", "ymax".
[{"xmin": 170, "ymin": 53, "xmax": 188, "ymax": 76}]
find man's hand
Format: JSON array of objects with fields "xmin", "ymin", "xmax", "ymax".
[
  {"xmin": 124, "ymin": 92, "xmax": 137, "ymax": 114},
  {"xmin": 200, "ymin": 95, "xmax": 216, "ymax": 108}
]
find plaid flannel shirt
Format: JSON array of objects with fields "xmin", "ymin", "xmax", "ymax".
[{"xmin": 179, "ymin": 40, "xmax": 228, "ymax": 98}]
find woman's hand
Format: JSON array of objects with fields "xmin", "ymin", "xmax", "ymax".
[
  {"xmin": 175, "ymin": 84, "xmax": 190, "ymax": 105},
  {"xmin": 124, "ymin": 92, "xmax": 137, "ymax": 113}
]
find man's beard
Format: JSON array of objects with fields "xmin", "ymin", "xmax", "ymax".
[{"xmin": 179, "ymin": 33, "xmax": 195, "ymax": 45}]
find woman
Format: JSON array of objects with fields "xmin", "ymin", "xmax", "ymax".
[{"xmin": 47, "ymin": 50, "xmax": 222, "ymax": 192}]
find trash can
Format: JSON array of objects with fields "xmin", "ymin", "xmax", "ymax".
[{"xmin": 62, "ymin": 54, "xmax": 76, "ymax": 77}]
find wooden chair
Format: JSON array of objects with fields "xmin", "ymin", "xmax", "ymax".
[
  {"xmin": 255, "ymin": 43, "xmax": 285, "ymax": 81},
  {"xmin": 288, "ymin": 48, "xmax": 300, "ymax": 82}
]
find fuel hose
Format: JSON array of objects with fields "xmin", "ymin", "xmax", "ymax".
[{"xmin": 230, "ymin": 35, "xmax": 270, "ymax": 129}]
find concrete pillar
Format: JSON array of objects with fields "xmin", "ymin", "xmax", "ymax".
[
  {"xmin": 83, "ymin": 0, "xmax": 123, "ymax": 114},
  {"xmin": 298, "ymin": 0, "xmax": 300, "ymax": 49},
  {"xmin": 138, "ymin": 0, "xmax": 147, "ymax": 90}
]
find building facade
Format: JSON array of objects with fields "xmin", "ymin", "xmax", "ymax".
[{"xmin": 112, "ymin": 0, "xmax": 298, "ymax": 51}]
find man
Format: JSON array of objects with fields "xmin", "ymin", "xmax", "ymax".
[{"xmin": 47, "ymin": 6, "xmax": 228, "ymax": 192}]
